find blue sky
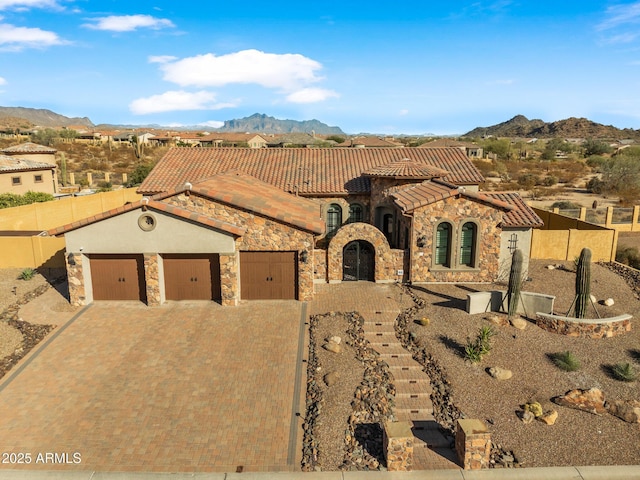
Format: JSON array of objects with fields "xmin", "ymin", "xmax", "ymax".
[{"xmin": 1, "ymin": 1, "xmax": 640, "ymax": 134}]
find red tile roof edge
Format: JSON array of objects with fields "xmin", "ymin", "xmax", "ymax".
[{"xmin": 47, "ymin": 197, "xmax": 246, "ymax": 237}]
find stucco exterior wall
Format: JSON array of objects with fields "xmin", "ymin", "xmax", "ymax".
[
  {"xmin": 169, "ymin": 193, "xmax": 317, "ymax": 302},
  {"xmin": 64, "ymin": 209, "xmax": 236, "ymax": 254},
  {"xmin": 410, "ymin": 197, "xmax": 503, "ymax": 283},
  {"xmin": 1, "ymin": 169, "xmax": 56, "ymax": 195},
  {"xmin": 497, "ymin": 227, "xmax": 533, "ymax": 282}
]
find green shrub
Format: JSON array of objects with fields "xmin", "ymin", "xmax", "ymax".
[
  {"xmin": 611, "ymin": 363, "xmax": 637, "ymax": 382},
  {"xmin": 464, "ymin": 326, "xmax": 496, "ymax": 363},
  {"xmin": 551, "ymin": 351, "xmax": 581, "ymax": 371},
  {"xmin": 19, "ymin": 267, "xmax": 36, "ymax": 281}
]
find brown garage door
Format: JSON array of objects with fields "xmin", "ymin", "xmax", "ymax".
[
  {"xmin": 240, "ymin": 251, "xmax": 297, "ymax": 300},
  {"xmin": 163, "ymin": 254, "xmax": 221, "ymax": 301},
  {"xmin": 90, "ymin": 254, "xmax": 146, "ymax": 302}
]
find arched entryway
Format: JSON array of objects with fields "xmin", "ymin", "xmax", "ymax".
[{"xmin": 343, "ymin": 240, "xmax": 375, "ymax": 281}]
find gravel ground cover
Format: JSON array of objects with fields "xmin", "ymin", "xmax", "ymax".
[{"xmin": 306, "ymin": 260, "xmax": 640, "ymax": 470}]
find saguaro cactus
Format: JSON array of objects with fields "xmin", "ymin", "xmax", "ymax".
[
  {"xmin": 507, "ymin": 249, "xmax": 523, "ymax": 319},
  {"xmin": 574, "ymin": 247, "xmax": 592, "ymax": 318}
]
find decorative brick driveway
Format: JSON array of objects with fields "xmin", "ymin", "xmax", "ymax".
[{"xmin": 0, "ymin": 300, "xmax": 306, "ymax": 473}]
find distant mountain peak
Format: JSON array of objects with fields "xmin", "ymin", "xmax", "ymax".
[
  {"xmin": 218, "ymin": 113, "xmax": 344, "ymax": 135},
  {"xmin": 464, "ymin": 115, "xmax": 639, "ymax": 139},
  {"xmin": 0, "ymin": 106, "xmax": 93, "ymax": 128}
]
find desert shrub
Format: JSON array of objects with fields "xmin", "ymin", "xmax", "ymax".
[
  {"xmin": 550, "ymin": 351, "xmax": 581, "ymax": 371},
  {"xmin": 550, "ymin": 201, "xmax": 581, "ymax": 210},
  {"xmin": 518, "ymin": 174, "xmax": 540, "ymax": 189},
  {"xmin": 19, "ymin": 267, "xmax": 36, "ymax": 280},
  {"xmin": 586, "ymin": 155, "xmax": 608, "ymax": 170},
  {"xmin": 464, "ymin": 326, "xmax": 496, "ymax": 363},
  {"xmin": 611, "ymin": 363, "xmax": 638, "ymax": 382},
  {"xmin": 0, "ymin": 191, "xmax": 54, "ymax": 209},
  {"xmin": 97, "ymin": 181, "xmax": 112, "ymax": 192},
  {"xmin": 616, "ymin": 247, "xmax": 640, "ymax": 269}
]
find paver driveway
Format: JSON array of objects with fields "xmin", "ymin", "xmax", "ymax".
[{"xmin": 0, "ymin": 300, "xmax": 306, "ymax": 473}]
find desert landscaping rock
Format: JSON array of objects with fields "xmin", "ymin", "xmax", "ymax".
[
  {"xmin": 520, "ymin": 410, "xmax": 535, "ymax": 424},
  {"xmin": 553, "ymin": 388, "xmax": 608, "ymax": 415},
  {"xmin": 488, "ymin": 366, "xmax": 513, "ymax": 380},
  {"xmin": 538, "ymin": 410, "xmax": 558, "ymax": 425},
  {"xmin": 607, "ymin": 399, "xmax": 640, "ymax": 423},
  {"xmin": 323, "ymin": 342, "xmax": 342, "ymax": 354},
  {"xmin": 509, "ymin": 317, "xmax": 527, "ymax": 330},
  {"xmin": 324, "ymin": 372, "xmax": 339, "ymax": 386},
  {"xmin": 604, "ymin": 298, "xmax": 615, "ymax": 307}
]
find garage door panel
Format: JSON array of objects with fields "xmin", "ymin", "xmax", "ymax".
[
  {"xmin": 163, "ymin": 254, "xmax": 221, "ymax": 301},
  {"xmin": 240, "ymin": 251, "xmax": 297, "ymax": 300},
  {"xmin": 90, "ymin": 255, "xmax": 145, "ymax": 301}
]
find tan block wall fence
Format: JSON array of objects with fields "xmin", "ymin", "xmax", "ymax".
[{"xmin": 0, "ymin": 188, "xmax": 142, "ymax": 269}]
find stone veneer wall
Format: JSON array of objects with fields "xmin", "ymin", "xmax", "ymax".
[
  {"xmin": 411, "ymin": 197, "xmax": 503, "ymax": 283},
  {"xmin": 169, "ymin": 193, "xmax": 316, "ymax": 302},
  {"xmin": 535, "ymin": 313, "xmax": 632, "ymax": 338},
  {"xmin": 66, "ymin": 252, "xmax": 85, "ymax": 306},
  {"xmin": 309, "ymin": 196, "xmax": 371, "ymax": 247},
  {"xmin": 313, "ymin": 249, "xmax": 327, "ymax": 282},
  {"xmin": 219, "ymin": 253, "xmax": 238, "ymax": 306},
  {"xmin": 144, "ymin": 253, "xmax": 161, "ymax": 306},
  {"xmin": 327, "ymin": 222, "xmax": 404, "ymax": 282},
  {"xmin": 455, "ymin": 419, "xmax": 491, "ymax": 470}
]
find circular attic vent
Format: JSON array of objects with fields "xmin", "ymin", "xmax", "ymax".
[{"xmin": 138, "ymin": 213, "xmax": 157, "ymax": 232}]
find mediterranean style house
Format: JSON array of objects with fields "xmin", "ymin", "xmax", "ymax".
[{"xmin": 49, "ymin": 147, "xmax": 542, "ymax": 306}]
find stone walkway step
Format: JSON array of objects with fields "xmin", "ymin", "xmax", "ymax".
[
  {"xmin": 390, "ymin": 368, "xmax": 431, "ymax": 383},
  {"xmin": 364, "ymin": 324, "xmax": 396, "ymax": 334},
  {"xmin": 413, "ymin": 445, "xmax": 460, "ymax": 470},
  {"xmin": 385, "ymin": 356, "xmax": 424, "ymax": 370},
  {"xmin": 375, "ymin": 344, "xmax": 413, "ymax": 357},
  {"xmin": 364, "ymin": 332, "xmax": 398, "ymax": 344},
  {"xmin": 395, "ymin": 382, "xmax": 433, "ymax": 396},
  {"xmin": 411, "ymin": 421, "xmax": 452, "ymax": 449},
  {"xmin": 360, "ymin": 311, "xmax": 398, "ymax": 325}
]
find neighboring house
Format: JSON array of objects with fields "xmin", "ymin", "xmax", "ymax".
[
  {"xmin": 419, "ymin": 138, "xmax": 484, "ymax": 158},
  {"xmin": 206, "ymin": 132, "xmax": 269, "ymax": 148},
  {"xmin": 338, "ymin": 136, "xmax": 404, "ymax": 148},
  {"xmin": 0, "ymin": 154, "xmax": 57, "ymax": 195},
  {"xmin": 49, "ymin": 147, "xmax": 542, "ymax": 307},
  {"xmin": 1, "ymin": 142, "xmax": 57, "ymax": 166}
]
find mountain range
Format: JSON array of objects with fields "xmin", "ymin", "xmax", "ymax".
[
  {"xmin": 1, "ymin": 106, "xmax": 639, "ymax": 139},
  {"xmin": 464, "ymin": 114, "xmax": 640, "ymax": 140}
]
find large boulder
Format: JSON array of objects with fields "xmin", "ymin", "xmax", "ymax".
[
  {"xmin": 488, "ymin": 366, "xmax": 513, "ymax": 380},
  {"xmin": 553, "ymin": 388, "xmax": 607, "ymax": 415},
  {"xmin": 607, "ymin": 400, "xmax": 640, "ymax": 423}
]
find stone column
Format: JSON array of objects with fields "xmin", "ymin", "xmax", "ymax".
[
  {"xmin": 455, "ymin": 419, "xmax": 491, "ymax": 470},
  {"xmin": 219, "ymin": 253, "xmax": 238, "ymax": 306},
  {"xmin": 86, "ymin": 172, "xmax": 93, "ymax": 186},
  {"xmin": 383, "ymin": 420, "xmax": 413, "ymax": 471},
  {"xmin": 144, "ymin": 253, "xmax": 161, "ymax": 306},
  {"xmin": 65, "ymin": 252, "xmax": 86, "ymax": 306}
]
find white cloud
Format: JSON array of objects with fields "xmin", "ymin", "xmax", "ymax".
[
  {"xmin": 0, "ymin": 22, "xmax": 65, "ymax": 50},
  {"xmin": 286, "ymin": 87, "xmax": 339, "ymax": 104},
  {"xmin": 0, "ymin": 76, "xmax": 6, "ymax": 85},
  {"xmin": 149, "ymin": 55, "xmax": 177, "ymax": 64},
  {"xmin": 83, "ymin": 14, "xmax": 174, "ymax": 32},
  {"xmin": 199, "ymin": 120, "xmax": 225, "ymax": 128},
  {"xmin": 159, "ymin": 49, "xmax": 324, "ymax": 91},
  {"xmin": 129, "ymin": 90, "xmax": 236, "ymax": 115},
  {"xmin": 0, "ymin": 0, "xmax": 60, "ymax": 10},
  {"xmin": 597, "ymin": 2, "xmax": 640, "ymax": 30},
  {"xmin": 399, "ymin": 109, "xmax": 409, "ymax": 116}
]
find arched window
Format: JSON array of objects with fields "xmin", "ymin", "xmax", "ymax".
[
  {"xmin": 460, "ymin": 222, "xmax": 477, "ymax": 267},
  {"xmin": 434, "ymin": 222, "xmax": 452, "ymax": 267},
  {"xmin": 348, "ymin": 203, "xmax": 364, "ymax": 223},
  {"xmin": 326, "ymin": 203, "xmax": 342, "ymax": 238}
]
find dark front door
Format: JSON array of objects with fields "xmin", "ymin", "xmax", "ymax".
[
  {"xmin": 163, "ymin": 254, "xmax": 221, "ymax": 301},
  {"xmin": 90, "ymin": 254, "xmax": 146, "ymax": 301},
  {"xmin": 343, "ymin": 241, "xmax": 375, "ymax": 281}
]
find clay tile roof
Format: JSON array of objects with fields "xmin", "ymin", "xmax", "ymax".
[
  {"xmin": 0, "ymin": 155, "xmax": 55, "ymax": 172},
  {"xmin": 363, "ymin": 158, "xmax": 449, "ymax": 179},
  {"xmin": 391, "ymin": 180, "xmax": 514, "ymax": 213},
  {"xmin": 483, "ymin": 192, "xmax": 544, "ymax": 228},
  {"xmin": 138, "ymin": 147, "xmax": 484, "ymax": 196},
  {"xmin": 182, "ymin": 170, "xmax": 325, "ymax": 234},
  {"xmin": 47, "ymin": 198, "xmax": 245, "ymax": 237},
  {"xmin": 1, "ymin": 142, "xmax": 57, "ymax": 154}
]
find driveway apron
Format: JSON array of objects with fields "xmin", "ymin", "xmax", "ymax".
[{"xmin": 0, "ymin": 300, "xmax": 304, "ymax": 473}]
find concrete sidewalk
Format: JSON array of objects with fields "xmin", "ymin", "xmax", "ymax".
[{"xmin": 0, "ymin": 465, "xmax": 639, "ymax": 479}]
